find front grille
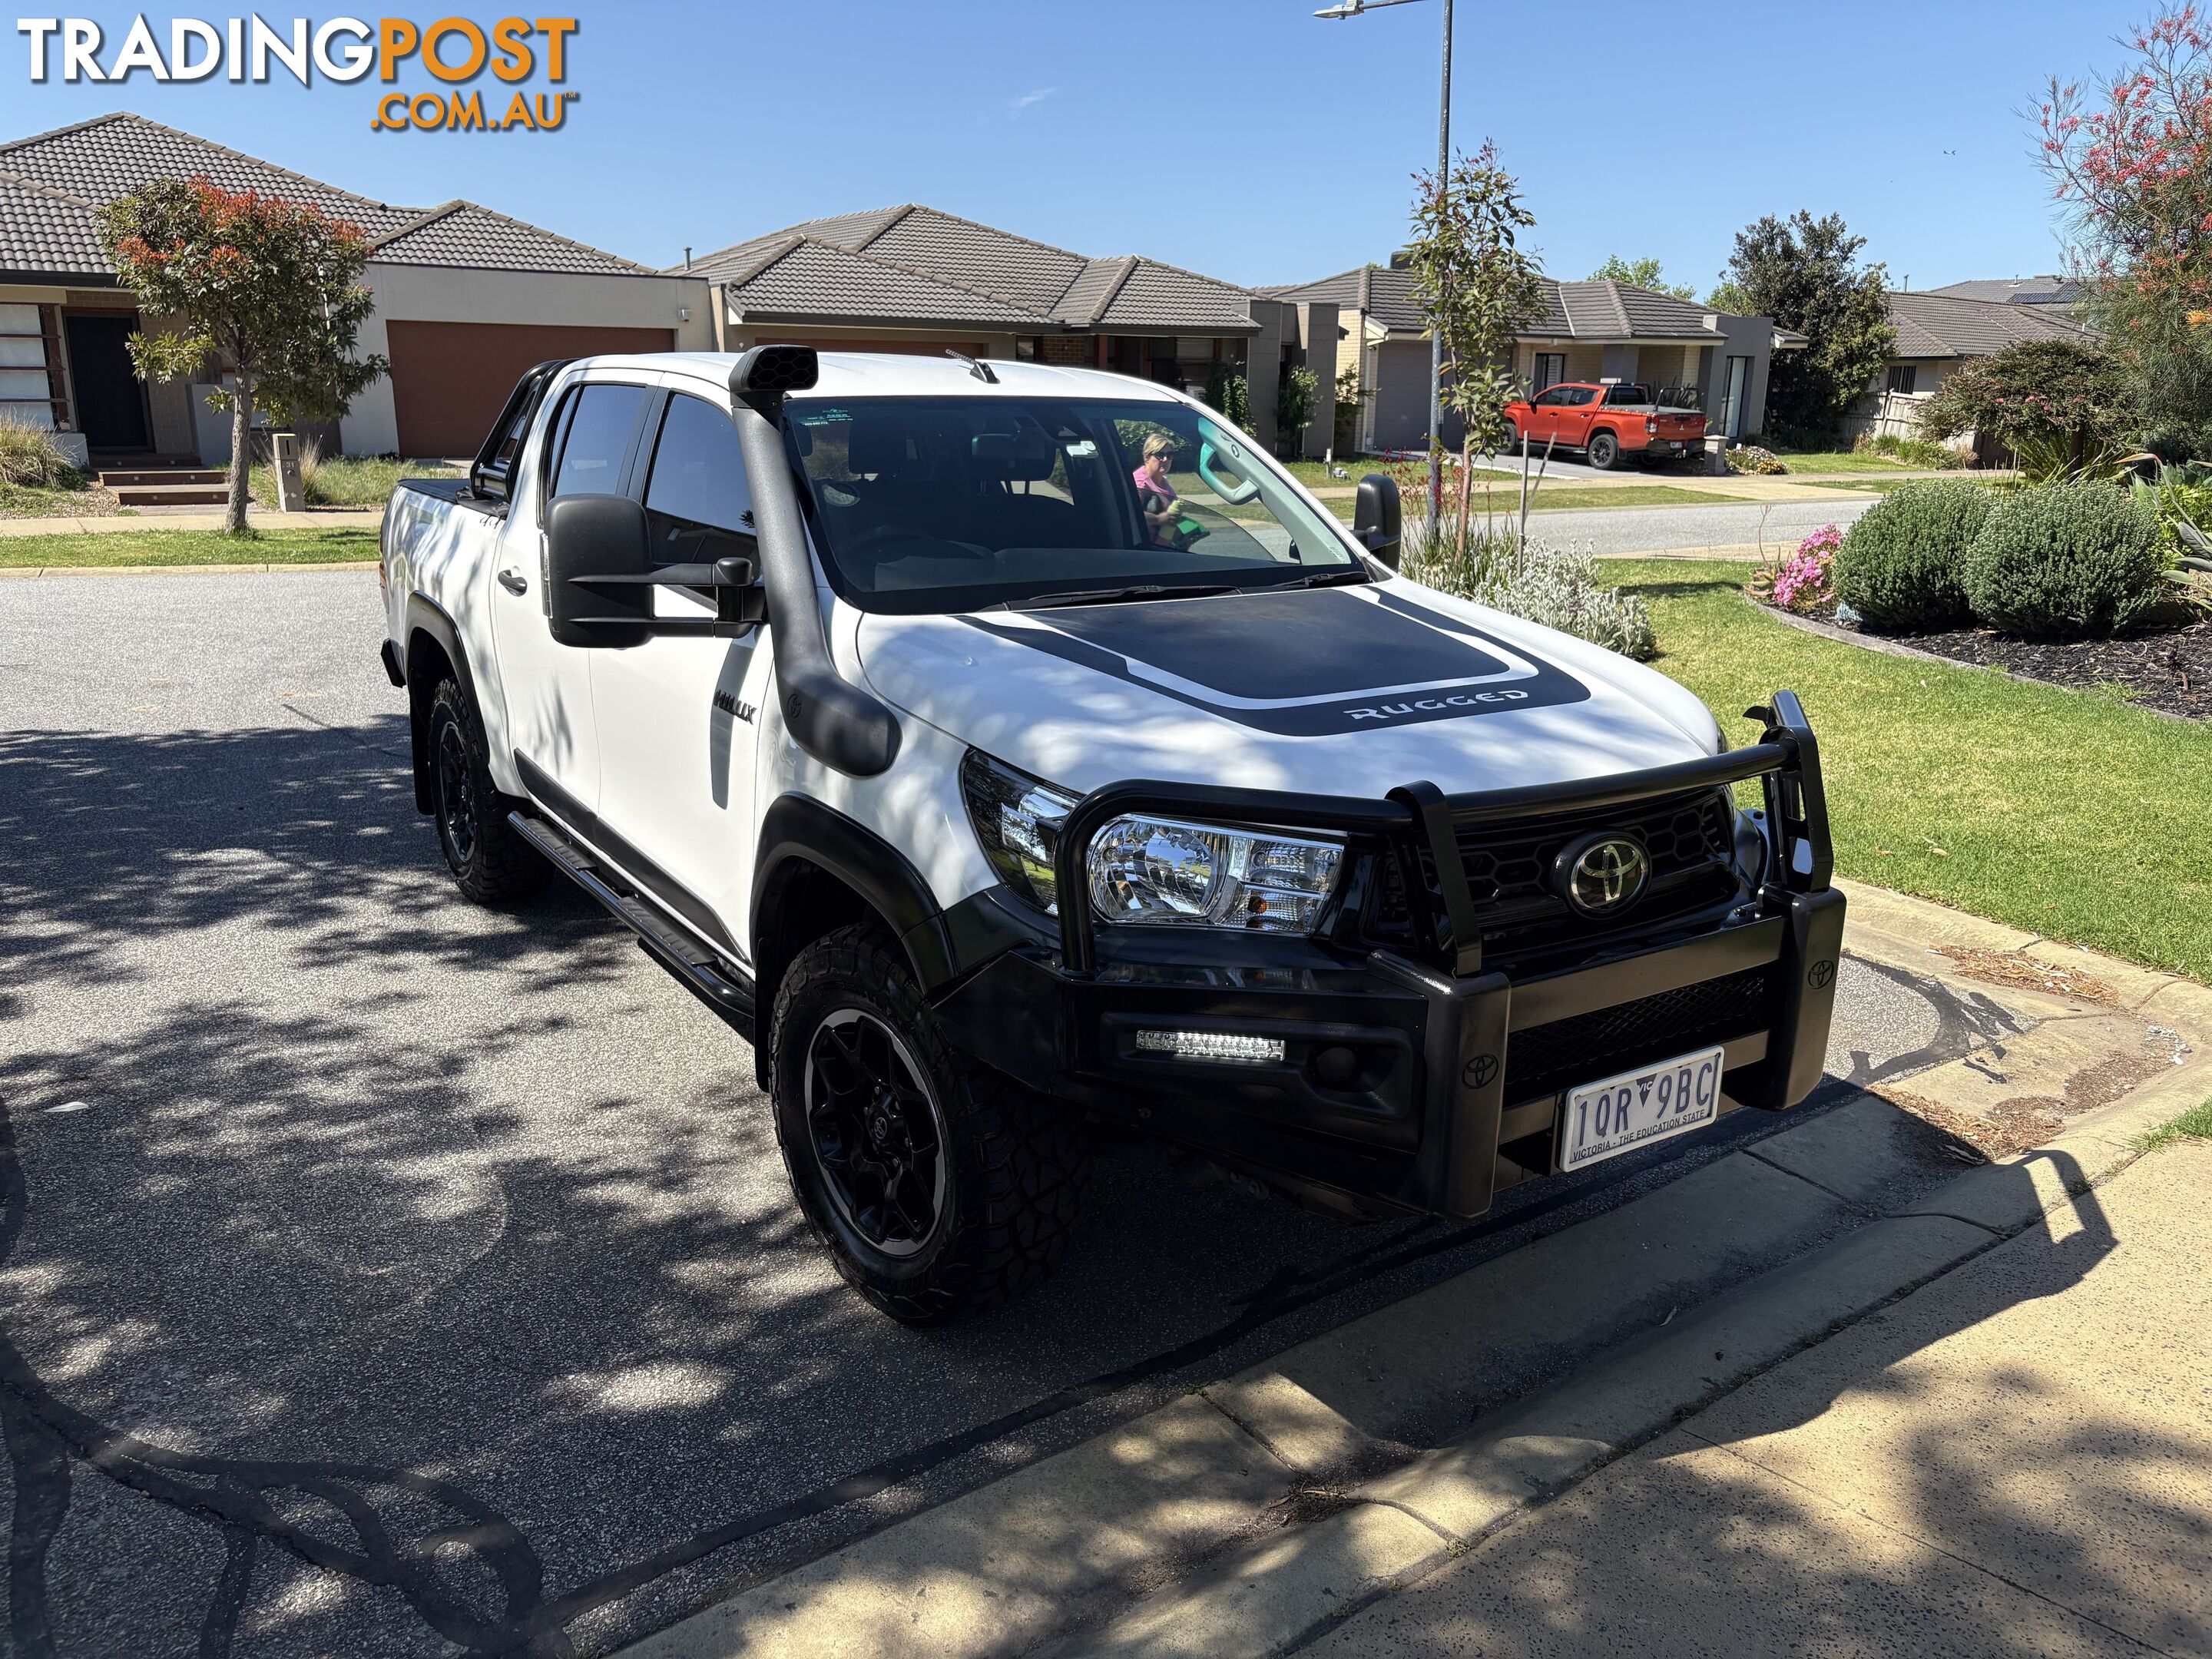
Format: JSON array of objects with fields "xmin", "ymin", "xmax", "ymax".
[
  {"xmin": 1503, "ymin": 964, "xmax": 1777, "ymax": 1104},
  {"xmin": 1354, "ymin": 786, "xmax": 1740, "ymax": 963},
  {"xmin": 1457, "ymin": 788, "xmax": 1731, "ymax": 909}
]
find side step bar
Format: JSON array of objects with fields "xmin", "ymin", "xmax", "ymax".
[{"xmin": 508, "ymin": 810, "xmax": 757, "ymax": 1041}]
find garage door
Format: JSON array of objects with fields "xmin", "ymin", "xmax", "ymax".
[{"xmin": 387, "ymin": 320, "xmax": 675, "ymax": 459}]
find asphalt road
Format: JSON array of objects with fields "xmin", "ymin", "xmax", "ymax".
[{"xmin": 0, "ymin": 571, "xmax": 1988, "ymax": 1658}]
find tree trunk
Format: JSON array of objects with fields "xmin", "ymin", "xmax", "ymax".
[{"xmin": 225, "ymin": 379, "xmax": 253, "ymax": 535}]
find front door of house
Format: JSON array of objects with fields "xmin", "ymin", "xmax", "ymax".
[{"xmin": 63, "ymin": 313, "xmax": 150, "ymax": 452}]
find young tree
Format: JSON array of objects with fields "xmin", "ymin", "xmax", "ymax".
[
  {"xmin": 1721, "ymin": 211, "xmax": 1895, "ymax": 436},
  {"xmin": 2038, "ymin": 7, "xmax": 2212, "ymax": 456},
  {"xmin": 1404, "ymin": 141, "xmax": 1545, "ymax": 547},
  {"xmin": 1588, "ymin": 256, "xmax": 1696, "ymax": 300},
  {"xmin": 1916, "ymin": 338, "xmax": 2137, "ymax": 464},
  {"xmin": 98, "ymin": 179, "xmax": 387, "ymax": 534},
  {"xmin": 1275, "ymin": 364, "xmax": 1320, "ymax": 456}
]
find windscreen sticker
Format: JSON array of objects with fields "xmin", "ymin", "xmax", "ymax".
[{"xmin": 961, "ymin": 587, "xmax": 1589, "ymax": 736}]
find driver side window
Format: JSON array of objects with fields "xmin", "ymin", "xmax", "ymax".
[{"xmin": 1532, "ymin": 388, "xmax": 1571, "ymax": 408}]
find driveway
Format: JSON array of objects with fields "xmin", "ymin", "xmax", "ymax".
[
  {"xmin": 0, "ymin": 570, "xmax": 1998, "ymax": 1658},
  {"xmin": 1538, "ymin": 497, "xmax": 1876, "ymax": 558}
]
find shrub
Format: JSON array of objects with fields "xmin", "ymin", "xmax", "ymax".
[
  {"xmin": 1960, "ymin": 482, "xmax": 2164, "ymax": 637},
  {"xmin": 1833, "ymin": 480, "xmax": 1992, "ymax": 628},
  {"xmin": 0, "ymin": 419, "xmax": 81, "ymax": 488},
  {"xmin": 1854, "ymin": 430, "xmax": 1973, "ymax": 469},
  {"xmin": 1763, "ymin": 523, "xmax": 1842, "ymax": 611},
  {"xmin": 1726, "ymin": 443, "xmax": 1786, "ymax": 475},
  {"xmin": 1404, "ymin": 522, "xmax": 1656, "ymax": 659}
]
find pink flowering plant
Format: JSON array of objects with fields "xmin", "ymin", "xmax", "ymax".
[{"xmin": 1763, "ymin": 523, "xmax": 1842, "ymax": 613}]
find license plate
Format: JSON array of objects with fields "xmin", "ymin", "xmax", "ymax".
[{"xmin": 1558, "ymin": 1045, "xmax": 1726, "ymax": 1171}]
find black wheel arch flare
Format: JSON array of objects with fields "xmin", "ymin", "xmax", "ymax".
[
  {"xmin": 750, "ymin": 795, "xmax": 1032, "ymax": 1080},
  {"xmin": 402, "ymin": 592, "xmax": 479, "ymax": 815}
]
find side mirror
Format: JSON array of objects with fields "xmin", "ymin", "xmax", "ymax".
[
  {"xmin": 545, "ymin": 494, "xmax": 652, "ymax": 648},
  {"xmin": 1353, "ymin": 473, "xmax": 1402, "ymax": 571}
]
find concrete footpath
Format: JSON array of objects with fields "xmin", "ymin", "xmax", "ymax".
[
  {"xmin": 1303, "ymin": 1135, "xmax": 2211, "ymax": 1658},
  {"xmin": 618, "ymin": 881, "xmax": 2211, "ymax": 1659}
]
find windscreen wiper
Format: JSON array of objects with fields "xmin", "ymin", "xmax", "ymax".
[
  {"xmin": 1007, "ymin": 584, "xmax": 1239, "ymax": 611},
  {"xmin": 1246, "ymin": 567, "xmax": 1372, "ymax": 593}
]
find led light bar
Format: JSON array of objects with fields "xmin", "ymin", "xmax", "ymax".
[{"xmin": 1134, "ymin": 1029, "xmax": 1286, "ymax": 1065}]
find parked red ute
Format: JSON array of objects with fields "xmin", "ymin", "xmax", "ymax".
[{"xmin": 1505, "ymin": 382, "xmax": 1707, "ymax": 470}]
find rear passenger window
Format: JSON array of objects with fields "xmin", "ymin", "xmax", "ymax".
[
  {"xmin": 549, "ymin": 383, "xmax": 647, "ymax": 498},
  {"xmin": 644, "ymin": 394, "xmax": 753, "ymax": 534}
]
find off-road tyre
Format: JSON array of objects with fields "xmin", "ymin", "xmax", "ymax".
[
  {"xmin": 1587, "ymin": 430, "xmax": 1621, "ymax": 470},
  {"xmin": 770, "ymin": 924, "xmax": 1088, "ymax": 1325},
  {"xmin": 427, "ymin": 677, "xmax": 552, "ymax": 906}
]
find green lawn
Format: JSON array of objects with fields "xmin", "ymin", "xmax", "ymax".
[
  {"xmin": 1610, "ymin": 558, "xmax": 2212, "ymax": 980},
  {"xmin": 0, "ymin": 526, "xmax": 379, "ymax": 567},
  {"xmin": 246, "ymin": 455, "xmax": 459, "ymax": 509},
  {"xmin": 1767, "ymin": 449, "xmax": 1935, "ymax": 475}
]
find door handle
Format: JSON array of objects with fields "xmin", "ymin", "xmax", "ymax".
[{"xmin": 498, "ymin": 569, "xmax": 528, "ymax": 596}]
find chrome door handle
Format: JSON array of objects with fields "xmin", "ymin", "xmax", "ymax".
[{"xmin": 498, "ymin": 570, "xmax": 528, "ymax": 596}]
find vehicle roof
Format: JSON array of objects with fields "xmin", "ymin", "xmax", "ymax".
[{"xmin": 556, "ymin": 349, "xmax": 1186, "ymax": 402}]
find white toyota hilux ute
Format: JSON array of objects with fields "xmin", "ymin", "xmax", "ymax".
[{"xmin": 378, "ymin": 345, "xmax": 1845, "ymax": 1326}]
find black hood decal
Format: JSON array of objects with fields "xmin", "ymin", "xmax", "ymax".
[{"xmin": 961, "ymin": 587, "xmax": 1591, "ymax": 736}]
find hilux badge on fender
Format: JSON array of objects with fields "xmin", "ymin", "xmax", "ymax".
[{"xmin": 1555, "ymin": 833, "xmax": 1650, "ymax": 918}]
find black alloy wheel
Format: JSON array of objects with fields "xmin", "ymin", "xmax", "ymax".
[
  {"xmin": 424, "ymin": 678, "xmax": 551, "ymax": 906},
  {"xmin": 769, "ymin": 924, "xmax": 1088, "ymax": 1323},
  {"xmin": 803, "ymin": 1008, "xmax": 948, "ymax": 1259},
  {"xmin": 434, "ymin": 714, "xmax": 480, "ymax": 869},
  {"xmin": 1588, "ymin": 431, "xmax": 1621, "ymax": 470}
]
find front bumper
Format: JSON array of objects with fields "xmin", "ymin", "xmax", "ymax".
[{"xmin": 933, "ymin": 692, "xmax": 1844, "ymax": 1223}]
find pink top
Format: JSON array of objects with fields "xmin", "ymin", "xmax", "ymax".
[{"xmin": 1133, "ymin": 463, "xmax": 1176, "ymax": 506}]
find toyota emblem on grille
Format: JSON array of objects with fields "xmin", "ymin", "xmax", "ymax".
[{"xmin": 1554, "ymin": 833, "xmax": 1650, "ymax": 918}]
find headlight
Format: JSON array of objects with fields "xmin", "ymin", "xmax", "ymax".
[
  {"xmin": 1087, "ymin": 815, "xmax": 1342, "ymax": 934},
  {"xmin": 961, "ymin": 749, "xmax": 1078, "ymax": 913},
  {"xmin": 959, "ymin": 750, "xmax": 1344, "ymax": 935}
]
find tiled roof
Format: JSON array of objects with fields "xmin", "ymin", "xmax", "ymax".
[
  {"xmin": 1049, "ymin": 256, "xmax": 1134, "ymax": 324},
  {"xmin": 0, "ymin": 170, "xmax": 105, "ymax": 275},
  {"xmin": 723, "ymin": 237, "xmax": 1051, "ymax": 326},
  {"xmin": 687, "ymin": 203, "xmax": 1264, "ymax": 335},
  {"xmin": 0, "ymin": 112, "xmax": 656, "ymax": 280},
  {"xmin": 1267, "ymin": 267, "xmax": 1424, "ymax": 331},
  {"xmin": 0, "ymin": 112, "xmax": 412, "ymax": 234},
  {"xmin": 370, "ymin": 200, "xmax": 655, "ymax": 276},
  {"xmin": 1093, "ymin": 257, "xmax": 1256, "ymax": 331},
  {"xmin": 1270, "ymin": 267, "xmax": 1724, "ymax": 341},
  {"xmin": 863, "ymin": 207, "xmax": 1088, "ymax": 313},
  {"xmin": 1886, "ymin": 291, "xmax": 2095, "ymax": 359},
  {"xmin": 1925, "ymin": 276, "xmax": 2083, "ymax": 306}
]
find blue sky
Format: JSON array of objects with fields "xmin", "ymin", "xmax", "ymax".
[{"xmin": 8, "ymin": 2, "xmax": 2149, "ymax": 293}]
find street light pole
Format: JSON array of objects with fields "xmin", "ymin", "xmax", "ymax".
[{"xmin": 1315, "ymin": 0, "xmax": 1454, "ymax": 527}]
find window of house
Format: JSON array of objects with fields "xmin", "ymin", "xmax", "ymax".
[
  {"xmin": 1532, "ymin": 353, "xmax": 1566, "ymax": 392},
  {"xmin": 1886, "ymin": 364, "xmax": 1919, "ymax": 395}
]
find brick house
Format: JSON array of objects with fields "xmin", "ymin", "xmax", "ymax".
[
  {"xmin": 0, "ymin": 113, "xmax": 711, "ymax": 465},
  {"xmin": 677, "ymin": 205, "xmax": 1339, "ymax": 458}
]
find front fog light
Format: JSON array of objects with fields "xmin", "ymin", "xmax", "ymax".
[
  {"xmin": 1134, "ymin": 1029, "xmax": 1286, "ymax": 1065},
  {"xmin": 1087, "ymin": 815, "xmax": 1342, "ymax": 934}
]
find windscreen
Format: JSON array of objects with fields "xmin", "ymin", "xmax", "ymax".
[{"xmin": 783, "ymin": 396, "xmax": 1358, "ymax": 614}]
